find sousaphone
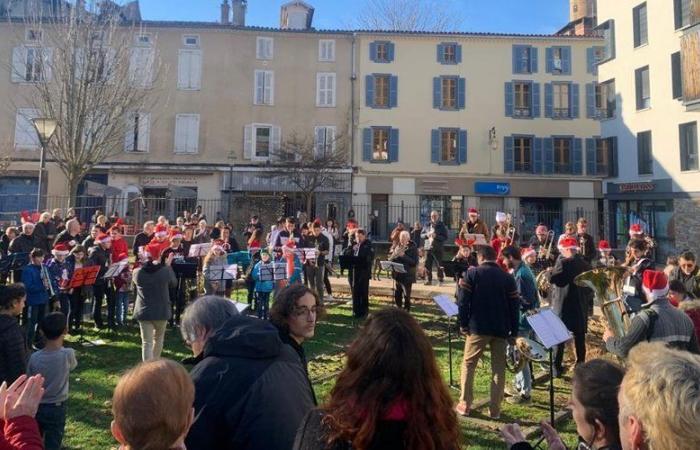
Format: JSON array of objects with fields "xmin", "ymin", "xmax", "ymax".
[{"xmin": 574, "ymin": 266, "xmax": 631, "ymax": 338}]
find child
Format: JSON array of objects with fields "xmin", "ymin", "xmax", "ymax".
[
  {"xmin": 202, "ymin": 240, "xmax": 228, "ymax": 296},
  {"xmin": 22, "ymin": 248, "xmax": 50, "ymax": 348},
  {"xmin": 46, "ymin": 243, "xmax": 71, "ymax": 316},
  {"xmin": 596, "ymin": 240, "xmax": 616, "ymax": 268},
  {"xmin": 252, "ymin": 250, "xmax": 274, "ymax": 319},
  {"xmin": 65, "ymin": 245, "xmax": 88, "ymax": 333},
  {"xmin": 27, "ymin": 312, "xmax": 77, "ymax": 450}
]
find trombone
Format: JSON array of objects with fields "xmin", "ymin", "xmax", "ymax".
[{"xmin": 538, "ymin": 230, "xmax": 556, "ymax": 260}]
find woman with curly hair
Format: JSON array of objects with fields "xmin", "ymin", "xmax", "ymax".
[{"xmin": 293, "ymin": 308, "xmax": 460, "ymax": 450}]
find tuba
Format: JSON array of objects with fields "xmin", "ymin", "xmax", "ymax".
[
  {"xmin": 506, "ymin": 337, "xmax": 548, "ymax": 373},
  {"xmin": 536, "ymin": 269, "xmax": 552, "ymax": 301},
  {"xmin": 574, "ymin": 267, "xmax": 631, "ymax": 338}
]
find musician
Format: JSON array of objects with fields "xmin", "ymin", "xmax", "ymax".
[
  {"xmin": 389, "ymin": 221, "xmax": 406, "ymax": 248},
  {"xmin": 351, "ymin": 228, "xmax": 373, "ymax": 319},
  {"xmin": 491, "ymin": 211, "xmax": 519, "ymax": 244},
  {"xmin": 181, "ymin": 225, "xmax": 195, "ymax": 258},
  {"xmin": 221, "ymin": 227, "xmax": 241, "ymax": 254},
  {"xmin": 420, "ymin": 210, "xmax": 447, "ymax": 286},
  {"xmin": 576, "ymin": 218, "xmax": 596, "ymax": 264},
  {"xmin": 109, "ymin": 221, "xmax": 129, "ymax": 262},
  {"xmin": 65, "ymin": 245, "xmax": 88, "ymax": 333},
  {"xmin": 521, "ymin": 247, "xmax": 537, "ymax": 268},
  {"xmin": 34, "ymin": 212, "xmax": 57, "ymax": 254},
  {"xmin": 604, "ymin": 271, "xmax": 699, "ymax": 358},
  {"xmin": 82, "ymin": 225, "xmax": 100, "ymax": 251},
  {"xmin": 670, "ymin": 251, "xmax": 700, "ymax": 299},
  {"xmin": 46, "ymin": 243, "xmax": 71, "ymax": 316},
  {"xmin": 549, "ymin": 237, "xmax": 591, "ymax": 377},
  {"xmin": 389, "ymin": 230, "xmax": 418, "ymax": 312},
  {"xmin": 410, "ymin": 221, "xmax": 422, "ymax": 248},
  {"xmin": 132, "ymin": 221, "xmax": 155, "ymax": 257},
  {"xmin": 88, "ymin": 232, "xmax": 115, "ymax": 330},
  {"xmin": 248, "ymin": 228, "xmax": 263, "ymax": 250},
  {"xmin": 491, "ymin": 228, "xmax": 509, "ymax": 270},
  {"xmin": 557, "ymin": 222, "xmax": 576, "ymax": 248},
  {"xmin": 465, "ymin": 208, "xmax": 490, "ymax": 239},
  {"xmin": 202, "ymin": 240, "xmax": 228, "ymax": 296},
  {"xmin": 8, "ymin": 222, "xmax": 36, "ymax": 254},
  {"xmin": 275, "ymin": 217, "xmax": 302, "ymax": 248},
  {"xmin": 243, "ymin": 215, "xmax": 264, "ymax": 240},
  {"xmin": 54, "ymin": 218, "xmax": 82, "ymax": 251},
  {"xmin": 305, "ymin": 222, "xmax": 330, "ymax": 302},
  {"xmin": 452, "ymin": 239, "xmax": 477, "ymax": 280},
  {"xmin": 621, "ymin": 239, "xmax": 654, "ymax": 314},
  {"xmin": 596, "ymin": 240, "xmax": 617, "ymax": 268},
  {"xmin": 21, "ymin": 248, "xmax": 50, "ymax": 347},
  {"xmin": 150, "ymin": 223, "xmax": 172, "ymax": 258},
  {"xmin": 193, "ymin": 220, "xmax": 210, "ymax": 244},
  {"xmin": 51, "ymin": 208, "xmax": 64, "ymax": 233}
]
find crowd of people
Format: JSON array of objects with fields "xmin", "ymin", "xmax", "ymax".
[{"xmin": 1, "ymin": 205, "xmax": 700, "ymax": 449}]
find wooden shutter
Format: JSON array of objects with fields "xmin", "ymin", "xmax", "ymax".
[
  {"xmin": 139, "ymin": 113, "xmax": 151, "ymax": 152},
  {"xmin": 586, "ymin": 138, "xmax": 596, "ymax": 175},
  {"xmin": 388, "ymin": 128, "xmax": 399, "ymax": 162},
  {"xmin": 265, "ymin": 71, "xmax": 274, "ymax": 105},
  {"xmin": 455, "ymin": 44, "xmax": 462, "ymax": 63},
  {"xmin": 178, "ymin": 49, "xmax": 190, "ymax": 89},
  {"xmin": 544, "ymin": 83, "xmax": 553, "ymax": 118},
  {"xmin": 543, "ymin": 138, "xmax": 554, "ymax": 174},
  {"xmin": 11, "ymin": 47, "xmax": 26, "ymax": 83},
  {"xmin": 505, "ymin": 82, "xmax": 514, "ymax": 117},
  {"xmin": 433, "ymin": 77, "xmax": 441, "ymax": 109},
  {"xmin": 457, "ymin": 77, "xmax": 466, "ymax": 109},
  {"xmin": 532, "ymin": 83, "xmax": 541, "ymax": 117},
  {"xmin": 530, "ymin": 47, "xmax": 538, "ymax": 73},
  {"xmin": 572, "ymin": 138, "xmax": 583, "ymax": 174},
  {"xmin": 561, "ymin": 46, "xmax": 571, "ymax": 74},
  {"xmin": 586, "ymin": 83, "xmax": 596, "ymax": 118},
  {"xmin": 314, "ymin": 126, "xmax": 325, "ymax": 159},
  {"xmin": 571, "ymin": 84, "xmax": 580, "ymax": 118},
  {"xmin": 430, "ymin": 129, "xmax": 440, "ymax": 163},
  {"xmin": 512, "ymin": 45, "xmax": 519, "ymax": 73},
  {"xmin": 362, "ymin": 128, "xmax": 372, "ymax": 161},
  {"xmin": 546, "ymin": 47, "xmax": 553, "ymax": 73},
  {"xmin": 124, "ymin": 113, "xmax": 135, "ymax": 151},
  {"xmin": 389, "ymin": 75, "xmax": 398, "ymax": 108},
  {"xmin": 174, "ymin": 115, "xmax": 187, "ymax": 153},
  {"xmin": 271, "ymin": 126, "xmax": 281, "ymax": 156},
  {"xmin": 244, "ymin": 125, "xmax": 253, "ymax": 159},
  {"xmin": 504, "ymin": 136, "xmax": 514, "ymax": 172},
  {"xmin": 386, "ymin": 42, "xmax": 395, "ymax": 62},
  {"xmin": 437, "ymin": 44, "xmax": 444, "ymax": 63},
  {"xmin": 458, "ymin": 130, "xmax": 467, "ymax": 164},
  {"xmin": 586, "ymin": 47, "xmax": 595, "ymax": 74},
  {"xmin": 533, "ymin": 137, "xmax": 543, "ymax": 173},
  {"xmin": 369, "ymin": 42, "xmax": 377, "ymax": 62}
]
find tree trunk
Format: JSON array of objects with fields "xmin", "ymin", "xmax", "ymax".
[
  {"xmin": 68, "ymin": 175, "xmax": 80, "ymax": 209},
  {"xmin": 305, "ymin": 193, "xmax": 314, "ymax": 220}
]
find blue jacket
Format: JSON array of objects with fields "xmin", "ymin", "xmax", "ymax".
[
  {"xmin": 513, "ymin": 263, "xmax": 539, "ymax": 331},
  {"xmin": 46, "ymin": 257, "xmax": 69, "ymax": 295},
  {"xmin": 21, "ymin": 263, "xmax": 50, "ymax": 306},
  {"xmin": 252, "ymin": 261, "xmax": 274, "ymax": 293},
  {"xmin": 289, "ymin": 255, "xmax": 303, "ymax": 284}
]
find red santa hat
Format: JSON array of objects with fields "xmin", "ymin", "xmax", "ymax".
[
  {"xmin": 468, "ymin": 208, "xmax": 478, "ymax": 215},
  {"xmin": 154, "ymin": 223, "xmax": 169, "ymax": 238},
  {"xmin": 598, "ymin": 240, "xmax": 612, "ymax": 251},
  {"xmin": 52, "ymin": 243, "xmax": 70, "ymax": 257},
  {"xmin": 521, "ymin": 247, "xmax": 536, "ymax": 259},
  {"xmin": 346, "ymin": 219, "xmax": 358, "ymax": 230},
  {"xmin": 109, "ymin": 218, "xmax": 124, "ymax": 234},
  {"xmin": 642, "ymin": 270, "xmax": 669, "ymax": 300},
  {"xmin": 169, "ymin": 227, "xmax": 183, "ymax": 241},
  {"xmin": 559, "ymin": 237, "xmax": 579, "ymax": 250},
  {"xmin": 629, "ymin": 224, "xmax": 644, "ymax": 236},
  {"xmin": 145, "ymin": 242, "xmax": 164, "ymax": 262},
  {"xmin": 211, "ymin": 239, "xmax": 225, "ymax": 252},
  {"xmin": 95, "ymin": 232, "xmax": 111, "ymax": 244}
]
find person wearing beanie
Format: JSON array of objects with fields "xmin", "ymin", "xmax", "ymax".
[
  {"xmin": 604, "ymin": 270, "xmax": 699, "ymax": 358},
  {"xmin": 465, "ymin": 208, "xmax": 490, "ymax": 239},
  {"xmin": 88, "ymin": 232, "xmax": 115, "ymax": 330},
  {"xmin": 251, "ymin": 250, "xmax": 275, "ymax": 319}
]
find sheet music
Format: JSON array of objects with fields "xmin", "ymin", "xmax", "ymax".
[
  {"xmin": 380, "ymin": 261, "xmax": 406, "ymax": 273},
  {"xmin": 273, "ymin": 262, "xmax": 288, "ymax": 280},
  {"xmin": 526, "ymin": 309, "xmax": 572, "ymax": 349},
  {"xmin": 258, "ymin": 263, "xmax": 274, "ymax": 281},
  {"xmin": 189, "ymin": 243, "xmax": 212, "ymax": 258},
  {"xmin": 104, "ymin": 261, "xmax": 128, "ymax": 278},
  {"xmin": 464, "ymin": 233, "xmax": 488, "ymax": 245},
  {"xmin": 206, "ymin": 264, "xmax": 238, "ymax": 280},
  {"xmin": 433, "ymin": 294, "xmax": 459, "ymax": 317},
  {"xmin": 233, "ymin": 301, "xmax": 250, "ymax": 314}
]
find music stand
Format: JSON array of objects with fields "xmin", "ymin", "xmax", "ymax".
[
  {"xmin": 338, "ymin": 255, "xmax": 360, "ymax": 271},
  {"xmin": 188, "ymin": 243, "xmax": 212, "ymax": 258},
  {"xmin": 4, "ymin": 253, "xmax": 30, "ymax": 283},
  {"xmin": 433, "ymin": 294, "xmax": 460, "ymax": 389},
  {"xmin": 442, "ymin": 261, "xmax": 469, "ymax": 279},
  {"xmin": 103, "ymin": 261, "xmax": 128, "ymax": 279},
  {"xmin": 68, "ymin": 266, "xmax": 101, "ymax": 346},
  {"xmin": 173, "ymin": 260, "xmax": 198, "ymax": 320},
  {"xmin": 258, "ymin": 263, "xmax": 274, "ymax": 282},
  {"xmin": 526, "ymin": 308, "xmax": 572, "ymax": 425},
  {"xmin": 273, "ymin": 262, "xmax": 288, "ymax": 281}
]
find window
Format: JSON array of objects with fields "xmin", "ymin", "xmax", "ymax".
[
  {"xmin": 256, "ymin": 37, "xmax": 273, "ymax": 60},
  {"xmin": 506, "ymin": 81, "xmax": 539, "ymax": 118},
  {"xmin": 24, "ymin": 47, "xmax": 43, "ymax": 82},
  {"xmin": 595, "ymin": 137, "xmax": 618, "ymax": 177},
  {"xmin": 174, "ymin": 114, "xmax": 200, "ymax": 154},
  {"xmin": 440, "ymin": 129, "xmax": 458, "ymax": 162},
  {"xmin": 513, "ymin": 45, "xmax": 536, "ymax": 74},
  {"xmin": 599, "ymin": 79, "xmax": 616, "ymax": 119},
  {"xmin": 254, "ymin": 70, "xmax": 274, "ymax": 105},
  {"xmin": 552, "ymin": 83, "xmax": 571, "ymax": 118},
  {"xmin": 316, "ymin": 73, "xmax": 336, "ymax": 107},
  {"xmin": 11, "ymin": 46, "xmax": 51, "ymax": 83},
  {"xmin": 514, "ymin": 136, "xmax": 532, "ymax": 172},
  {"xmin": 431, "ymin": 129, "xmax": 467, "ymax": 164},
  {"xmin": 134, "ymin": 33, "xmax": 152, "ymax": 47},
  {"xmin": 25, "ymin": 29, "xmax": 42, "ymax": 42},
  {"xmin": 319, "ymin": 40, "xmax": 335, "ymax": 62},
  {"xmin": 124, "ymin": 112, "xmax": 151, "ymax": 153},
  {"xmin": 366, "ymin": 74, "xmax": 398, "ymax": 108},
  {"xmin": 314, "ymin": 126, "xmax": 336, "ymax": 159},
  {"xmin": 244, "ymin": 124, "xmax": 281, "ymax": 160},
  {"xmin": 362, "ymin": 127, "xmax": 399, "ymax": 162},
  {"xmin": 637, "ymin": 131, "xmax": 653, "ymax": 174},
  {"xmin": 514, "ymin": 82, "xmax": 531, "ymax": 117},
  {"xmin": 433, "ymin": 76, "xmax": 465, "ymax": 110},
  {"xmin": 441, "ymin": 77, "xmax": 457, "ymax": 109},
  {"xmin": 587, "ymin": 46, "xmax": 605, "ymax": 74},
  {"xmin": 438, "ymin": 43, "xmax": 461, "ymax": 64},
  {"xmin": 255, "ymin": 127, "xmax": 270, "ymax": 158},
  {"xmin": 547, "ymin": 46, "xmax": 571, "ymax": 75},
  {"xmin": 178, "ymin": 49, "xmax": 202, "ymax": 90},
  {"xmin": 370, "ymin": 41, "xmax": 394, "ymax": 63},
  {"xmin": 374, "ymin": 74, "xmax": 390, "ymax": 107},
  {"xmin": 373, "ymin": 128, "xmax": 389, "ymax": 161},
  {"xmin": 671, "ymin": 52, "xmax": 683, "ymax": 100},
  {"xmin": 635, "ymin": 66, "xmax": 651, "ymax": 110},
  {"xmin": 633, "ymin": 3, "xmax": 648, "ymax": 47},
  {"xmin": 129, "ymin": 47, "xmax": 154, "ymax": 88},
  {"xmin": 13, "ymin": 108, "xmax": 40, "ymax": 150},
  {"xmin": 680, "ymin": 122, "xmax": 698, "ymax": 171},
  {"xmin": 674, "ymin": 0, "xmax": 694, "ymax": 29},
  {"xmin": 596, "ymin": 20, "xmax": 616, "ymax": 62},
  {"xmin": 553, "ymin": 138, "xmax": 571, "ymax": 174},
  {"xmin": 182, "ymin": 35, "xmax": 200, "ymax": 47}
]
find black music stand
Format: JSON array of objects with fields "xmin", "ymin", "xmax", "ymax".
[
  {"xmin": 173, "ymin": 260, "xmax": 198, "ymax": 319},
  {"xmin": 442, "ymin": 261, "xmax": 469, "ymax": 281},
  {"xmin": 433, "ymin": 294, "xmax": 460, "ymax": 389},
  {"xmin": 2, "ymin": 253, "xmax": 30, "ymax": 283},
  {"xmin": 380, "ymin": 261, "xmax": 405, "ymax": 301}
]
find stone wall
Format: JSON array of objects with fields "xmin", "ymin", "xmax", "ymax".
[{"xmin": 673, "ymin": 198, "xmax": 700, "ymax": 255}]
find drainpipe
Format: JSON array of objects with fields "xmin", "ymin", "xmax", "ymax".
[{"xmin": 350, "ymin": 32, "xmax": 357, "ymax": 170}]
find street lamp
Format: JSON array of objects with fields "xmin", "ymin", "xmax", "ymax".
[{"xmin": 31, "ymin": 118, "xmax": 58, "ymax": 211}]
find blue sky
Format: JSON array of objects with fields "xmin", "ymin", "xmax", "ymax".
[{"xmin": 140, "ymin": 0, "xmax": 570, "ymax": 35}]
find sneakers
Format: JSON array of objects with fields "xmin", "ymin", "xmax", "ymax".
[
  {"xmin": 503, "ymin": 386, "xmax": 520, "ymax": 397},
  {"xmin": 324, "ymin": 295, "xmax": 335, "ymax": 302},
  {"xmin": 506, "ymin": 394, "xmax": 532, "ymax": 404}
]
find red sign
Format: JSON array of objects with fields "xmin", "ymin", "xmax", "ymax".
[{"xmin": 617, "ymin": 182, "xmax": 656, "ymax": 193}]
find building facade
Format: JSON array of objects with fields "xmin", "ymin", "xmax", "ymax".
[
  {"xmin": 352, "ymin": 31, "xmax": 605, "ymax": 241},
  {"xmin": 596, "ymin": 0, "xmax": 700, "ymax": 260}
]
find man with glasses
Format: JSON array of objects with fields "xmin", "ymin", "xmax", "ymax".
[
  {"xmin": 576, "ymin": 218, "xmax": 596, "ymax": 265},
  {"xmin": 670, "ymin": 251, "xmax": 700, "ymax": 299}
]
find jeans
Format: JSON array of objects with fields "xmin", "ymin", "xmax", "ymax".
[
  {"xmin": 255, "ymin": 291, "xmax": 271, "ymax": 320},
  {"xmin": 26, "ymin": 304, "xmax": 48, "ymax": 346},
  {"xmin": 425, "ymin": 246, "xmax": 445, "ymax": 282},
  {"xmin": 138, "ymin": 320, "xmax": 167, "ymax": 361},
  {"xmin": 306, "ymin": 264, "xmax": 325, "ymax": 302},
  {"xmin": 116, "ymin": 291, "xmax": 129, "ymax": 325},
  {"xmin": 36, "ymin": 402, "xmax": 66, "ymax": 450},
  {"xmin": 460, "ymin": 334, "xmax": 507, "ymax": 417},
  {"xmin": 92, "ymin": 283, "xmax": 115, "ymax": 328},
  {"xmin": 513, "ymin": 331, "xmax": 533, "ymax": 396}
]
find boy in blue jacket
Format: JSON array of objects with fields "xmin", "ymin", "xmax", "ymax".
[
  {"xmin": 251, "ymin": 250, "xmax": 274, "ymax": 319},
  {"xmin": 22, "ymin": 248, "xmax": 50, "ymax": 347}
]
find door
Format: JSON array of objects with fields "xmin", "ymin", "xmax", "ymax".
[{"xmin": 370, "ymin": 194, "xmax": 389, "ymax": 240}]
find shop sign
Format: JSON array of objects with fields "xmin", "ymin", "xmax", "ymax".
[
  {"xmin": 475, "ymin": 181, "xmax": 510, "ymax": 196},
  {"xmin": 617, "ymin": 182, "xmax": 656, "ymax": 193},
  {"xmin": 140, "ymin": 175, "xmax": 199, "ymax": 187}
]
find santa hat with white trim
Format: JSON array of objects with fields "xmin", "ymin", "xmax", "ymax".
[
  {"xmin": 642, "ymin": 270, "xmax": 669, "ymax": 300},
  {"xmin": 629, "ymin": 223, "xmax": 644, "ymax": 237},
  {"xmin": 52, "ymin": 242, "xmax": 70, "ymax": 257},
  {"xmin": 559, "ymin": 237, "xmax": 579, "ymax": 251},
  {"xmin": 521, "ymin": 247, "xmax": 536, "ymax": 259},
  {"xmin": 95, "ymin": 232, "xmax": 111, "ymax": 245},
  {"xmin": 169, "ymin": 227, "xmax": 183, "ymax": 241},
  {"xmin": 154, "ymin": 223, "xmax": 169, "ymax": 238}
]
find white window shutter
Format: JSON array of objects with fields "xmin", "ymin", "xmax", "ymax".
[
  {"xmin": 314, "ymin": 126, "xmax": 323, "ymax": 159},
  {"xmin": 124, "ymin": 112, "xmax": 135, "ymax": 151},
  {"xmin": 139, "ymin": 113, "xmax": 151, "ymax": 152},
  {"xmin": 328, "ymin": 126, "xmax": 337, "ymax": 153},
  {"xmin": 328, "ymin": 74, "xmax": 336, "ymax": 106},
  {"xmin": 254, "ymin": 70, "xmax": 264, "ymax": 104},
  {"xmin": 42, "ymin": 48, "xmax": 52, "ymax": 81},
  {"xmin": 265, "ymin": 71, "xmax": 274, "ymax": 105},
  {"xmin": 244, "ymin": 125, "xmax": 253, "ymax": 159},
  {"xmin": 187, "ymin": 115, "xmax": 200, "ymax": 153},
  {"xmin": 256, "ymin": 38, "xmax": 264, "ymax": 59},
  {"xmin": 271, "ymin": 126, "xmax": 281, "ymax": 154},
  {"xmin": 190, "ymin": 50, "xmax": 202, "ymax": 89},
  {"xmin": 266, "ymin": 39, "xmax": 273, "ymax": 59},
  {"xmin": 11, "ymin": 47, "xmax": 26, "ymax": 83},
  {"xmin": 316, "ymin": 73, "xmax": 324, "ymax": 106},
  {"xmin": 174, "ymin": 115, "xmax": 187, "ymax": 153},
  {"xmin": 177, "ymin": 50, "xmax": 189, "ymax": 89}
]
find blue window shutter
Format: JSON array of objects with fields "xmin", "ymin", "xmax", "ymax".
[
  {"xmin": 389, "ymin": 75, "xmax": 398, "ymax": 108},
  {"xmin": 365, "ymin": 75, "xmax": 374, "ymax": 108},
  {"xmin": 543, "ymin": 138, "xmax": 554, "ymax": 173},
  {"xmin": 546, "ymin": 47, "xmax": 553, "ymax": 73},
  {"xmin": 586, "ymin": 83, "xmax": 595, "ymax": 118},
  {"xmin": 571, "ymin": 83, "xmax": 580, "ymax": 118},
  {"xmin": 433, "ymin": 77, "xmax": 441, "ymax": 109},
  {"xmin": 457, "ymin": 77, "xmax": 466, "ymax": 109},
  {"xmin": 389, "ymin": 128, "xmax": 399, "ymax": 162},
  {"xmin": 387, "ymin": 42, "xmax": 395, "ymax": 62},
  {"xmin": 532, "ymin": 83, "xmax": 541, "ymax": 117},
  {"xmin": 431, "ymin": 129, "xmax": 440, "ymax": 163},
  {"xmin": 458, "ymin": 130, "xmax": 467, "ymax": 164},
  {"xmin": 544, "ymin": 83, "xmax": 553, "ymax": 118},
  {"xmin": 369, "ymin": 42, "xmax": 377, "ymax": 62},
  {"xmin": 572, "ymin": 138, "xmax": 583, "ymax": 175},
  {"xmin": 531, "ymin": 47, "xmax": 538, "ymax": 73},
  {"xmin": 504, "ymin": 136, "xmax": 514, "ymax": 172},
  {"xmin": 512, "ymin": 45, "xmax": 519, "ymax": 73},
  {"xmin": 437, "ymin": 44, "xmax": 444, "ymax": 63},
  {"xmin": 505, "ymin": 82, "xmax": 514, "ymax": 117},
  {"xmin": 533, "ymin": 137, "xmax": 543, "ymax": 173},
  {"xmin": 562, "ymin": 46, "xmax": 572, "ymax": 75},
  {"xmin": 362, "ymin": 128, "xmax": 372, "ymax": 161},
  {"xmin": 586, "ymin": 138, "xmax": 596, "ymax": 175},
  {"xmin": 455, "ymin": 44, "xmax": 462, "ymax": 63},
  {"xmin": 586, "ymin": 47, "xmax": 595, "ymax": 74}
]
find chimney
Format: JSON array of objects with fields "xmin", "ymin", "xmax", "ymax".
[
  {"xmin": 220, "ymin": 0, "xmax": 230, "ymax": 25},
  {"xmin": 232, "ymin": 0, "xmax": 246, "ymax": 27}
]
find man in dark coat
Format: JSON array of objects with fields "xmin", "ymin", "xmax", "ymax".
[
  {"xmin": 670, "ymin": 251, "xmax": 700, "ymax": 299},
  {"xmin": 53, "ymin": 218, "xmax": 82, "ymax": 251},
  {"xmin": 420, "ymin": 210, "xmax": 448, "ymax": 285},
  {"xmin": 575, "ymin": 218, "xmax": 596, "ymax": 265},
  {"xmin": 132, "ymin": 221, "xmax": 155, "ymax": 257},
  {"xmin": 351, "ymin": 228, "xmax": 373, "ymax": 319},
  {"xmin": 33, "ymin": 213, "xmax": 57, "ymax": 254},
  {"xmin": 88, "ymin": 233, "xmax": 115, "ymax": 329},
  {"xmin": 8, "ymin": 223, "xmax": 36, "ymax": 255},
  {"xmin": 549, "ymin": 237, "xmax": 592, "ymax": 376},
  {"xmin": 181, "ymin": 297, "xmax": 315, "ymax": 450},
  {"xmin": 0, "ymin": 284, "xmax": 28, "ymax": 384}
]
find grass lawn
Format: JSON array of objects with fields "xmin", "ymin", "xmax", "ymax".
[{"xmin": 62, "ymin": 292, "xmax": 579, "ymax": 449}]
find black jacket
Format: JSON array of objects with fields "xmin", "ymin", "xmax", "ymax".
[
  {"xmin": 88, "ymin": 246, "xmax": 111, "ymax": 286},
  {"xmin": 54, "ymin": 230, "xmax": 81, "ymax": 250},
  {"xmin": 670, "ymin": 266, "xmax": 700, "ymax": 299},
  {"xmin": 549, "ymin": 254, "xmax": 592, "ymax": 334},
  {"xmin": 457, "ymin": 262, "xmax": 520, "ymax": 338},
  {"xmin": 294, "ymin": 410, "xmax": 408, "ymax": 450},
  {"xmin": 422, "ymin": 221, "xmax": 448, "ymax": 249},
  {"xmin": 353, "ymin": 239, "xmax": 374, "ymax": 276},
  {"xmin": 0, "ymin": 314, "xmax": 27, "ymax": 384},
  {"xmin": 277, "ymin": 326, "xmax": 317, "ymax": 405},
  {"xmin": 132, "ymin": 232, "xmax": 153, "ymax": 256},
  {"xmin": 185, "ymin": 315, "xmax": 315, "ymax": 450},
  {"xmin": 34, "ymin": 221, "xmax": 57, "ymax": 253},
  {"xmin": 391, "ymin": 241, "xmax": 418, "ymax": 284},
  {"xmin": 8, "ymin": 234, "xmax": 35, "ymax": 254},
  {"xmin": 577, "ymin": 232, "xmax": 596, "ymax": 264}
]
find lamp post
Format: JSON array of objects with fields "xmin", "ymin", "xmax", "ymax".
[{"xmin": 31, "ymin": 118, "xmax": 58, "ymax": 211}]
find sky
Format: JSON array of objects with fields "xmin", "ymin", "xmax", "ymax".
[{"xmin": 139, "ymin": 0, "xmax": 570, "ymax": 35}]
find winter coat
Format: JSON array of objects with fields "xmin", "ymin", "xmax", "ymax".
[
  {"xmin": 0, "ymin": 416, "xmax": 44, "ymax": 450},
  {"xmin": 132, "ymin": 263, "xmax": 176, "ymax": 322},
  {"xmin": 466, "ymin": 219, "xmax": 490, "ymax": 240},
  {"xmin": 679, "ymin": 299, "xmax": 700, "ymax": 345},
  {"xmin": 670, "ymin": 266, "xmax": 700, "ymax": 299},
  {"xmin": 111, "ymin": 237, "xmax": 129, "ymax": 262},
  {"xmin": 252, "ymin": 261, "xmax": 274, "ymax": 293},
  {"xmin": 185, "ymin": 315, "xmax": 315, "ymax": 450},
  {"xmin": 132, "ymin": 232, "xmax": 153, "ymax": 256},
  {"xmin": 33, "ymin": 221, "xmax": 57, "ymax": 253},
  {"xmin": 53, "ymin": 230, "xmax": 81, "ymax": 250},
  {"xmin": 391, "ymin": 241, "xmax": 418, "ymax": 284},
  {"xmin": 549, "ymin": 254, "xmax": 592, "ymax": 334},
  {"xmin": 0, "ymin": 314, "xmax": 27, "ymax": 384},
  {"xmin": 46, "ymin": 257, "xmax": 69, "ymax": 294},
  {"xmin": 88, "ymin": 246, "xmax": 111, "ymax": 287},
  {"xmin": 21, "ymin": 264, "xmax": 49, "ymax": 307},
  {"xmin": 8, "ymin": 234, "xmax": 35, "ymax": 255}
]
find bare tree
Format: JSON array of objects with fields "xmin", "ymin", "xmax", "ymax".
[
  {"xmin": 8, "ymin": 3, "xmax": 164, "ymax": 204},
  {"xmin": 354, "ymin": 0, "xmax": 465, "ymax": 32},
  {"xmin": 267, "ymin": 132, "xmax": 349, "ymax": 218}
]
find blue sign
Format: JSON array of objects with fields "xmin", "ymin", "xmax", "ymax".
[{"xmin": 474, "ymin": 182, "xmax": 511, "ymax": 196}]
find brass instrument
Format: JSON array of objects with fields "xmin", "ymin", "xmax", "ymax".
[
  {"xmin": 579, "ymin": 235, "xmax": 588, "ymax": 258},
  {"xmin": 536, "ymin": 269, "xmax": 552, "ymax": 301},
  {"xmin": 41, "ymin": 264, "xmax": 56, "ymax": 297},
  {"xmin": 506, "ymin": 337, "xmax": 548, "ymax": 373},
  {"xmin": 503, "ymin": 213, "xmax": 516, "ymax": 249},
  {"xmin": 574, "ymin": 267, "xmax": 631, "ymax": 338},
  {"xmin": 389, "ymin": 244, "xmax": 407, "ymax": 261},
  {"xmin": 538, "ymin": 230, "xmax": 556, "ymax": 260}
]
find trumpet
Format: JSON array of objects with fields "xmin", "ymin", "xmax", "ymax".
[
  {"xmin": 579, "ymin": 235, "xmax": 588, "ymax": 258},
  {"xmin": 538, "ymin": 230, "xmax": 556, "ymax": 260}
]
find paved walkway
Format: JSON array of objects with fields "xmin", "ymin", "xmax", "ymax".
[{"xmin": 328, "ymin": 274, "xmax": 455, "ymax": 300}]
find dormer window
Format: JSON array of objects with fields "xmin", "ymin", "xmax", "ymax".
[
  {"xmin": 25, "ymin": 29, "xmax": 42, "ymax": 42},
  {"xmin": 183, "ymin": 35, "xmax": 200, "ymax": 47},
  {"xmin": 134, "ymin": 33, "xmax": 152, "ymax": 47}
]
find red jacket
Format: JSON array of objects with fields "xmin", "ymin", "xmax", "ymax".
[
  {"xmin": 679, "ymin": 300, "xmax": 700, "ymax": 345},
  {"xmin": 111, "ymin": 237, "xmax": 129, "ymax": 262},
  {"xmin": 0, "ymin": 416, "xmax": 44, "ymax": 450}
]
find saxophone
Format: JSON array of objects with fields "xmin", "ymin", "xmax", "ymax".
[{"xmin": 389, "ymin": 244, "xmax": 407, "ymax": 261}]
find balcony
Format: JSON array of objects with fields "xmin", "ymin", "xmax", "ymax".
[{"xmin": 681, "ymin": 0, "xmax": 700, "ymax": 110}]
